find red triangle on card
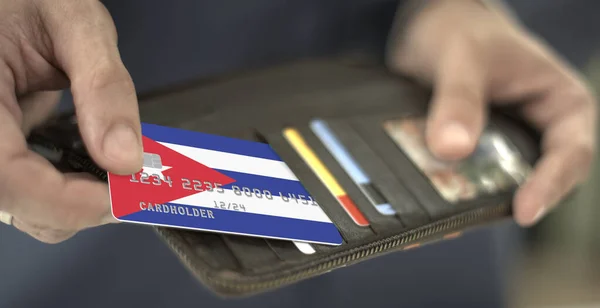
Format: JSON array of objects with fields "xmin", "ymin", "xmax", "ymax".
[{"xmin": 109, "ymin": 136, "xmax": 235, "ymax": 218}]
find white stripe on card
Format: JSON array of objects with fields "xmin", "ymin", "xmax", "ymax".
[{"xmin": 159, "ymin": 142, "xmax": 298, "ymax": 181}]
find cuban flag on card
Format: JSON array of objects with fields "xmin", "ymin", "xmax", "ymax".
[{"xmin": 108, "ymin": 123, "xmax": 343, "ymax": 246}]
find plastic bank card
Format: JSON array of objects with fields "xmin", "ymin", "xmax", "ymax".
[
  {"xmin": 108, "ymin": 124, "xmax": 343, "ymax": 246},
  {"xmin": 382, "ymin": 117, "xmax": 532, "ymax": 203}
]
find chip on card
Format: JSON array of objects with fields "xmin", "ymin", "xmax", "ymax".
[{"xmin": 108, "ymin": 124, "xmax": 343, "ymax": 246}]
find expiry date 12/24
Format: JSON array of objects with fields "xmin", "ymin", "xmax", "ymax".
[{"xmin": 213, "ymin": 201, "xmax": 246, "ymax": 212}]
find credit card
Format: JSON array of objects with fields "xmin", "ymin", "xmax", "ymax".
[
  {"xmin": 310, "ymin": 119, "xmax": 395, "ymax": 216},
  {"xmin": 108, "ymin": 123, "xmax": 343, "ymax": 247},
  {"xmin": 382, "ymin": 117, "xmax": 532, "ymax": 203},
  {"xmin": 283, "ymin": 128, "xmax": 370, "ymax": 226}
]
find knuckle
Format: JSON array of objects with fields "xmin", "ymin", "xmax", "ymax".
[
  {"xmin": 454, "ymin": 86, "xmax": 482, "ymax": 106},
  {"xmin": 440, "ymin": 83, "xmax": 483, "ymax": 110},
  {"xmin": 45, "ymin": 0, "xmax": 118, "ymax": 38},
  {"xmin": 0, "ymin": 10, "xmax": 30, "ymax": 43},
  {"xmin": 88, "ymin": 58, "xmax": 133, "ymax": 92},
  {"xmin": 53, "ymin": 208, "xmax": 86, "ymax": 230},
  {"xmin": 453, "ymin": 24, "xmax": 507, "ymax": 54},
  {"xmin": 558, "ymin": 141, "xmax": 596, "ymax": 186},
  {"xmin": 458, "ymin": 29, "xmax": 488, "ymax": 49},
  {"xmin": 16, "ymin": 219, "xmax": 75, "ymax": 244},
  {"xmin": 52, "ymin": 202, "xmax": 105, "ymax": 230},
  {"xmin": 30, "ymin": 229, "xmax": 74, "ymax": 244},
  {"xmin": 31, "ymin": 233, "xmax": 61, "ymax": 244},
  {"xmin": 72, "ymin": 57, "xmax": 134, "ymax": 100},
  {"xmin": 564, "ymin": 83, "xmax": 596, "ymax": 111},
  {"xmin": 572, "ymin": 141, "xmax": 595, "ymax": 171}
]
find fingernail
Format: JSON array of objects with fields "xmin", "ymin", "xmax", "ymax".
[
  {"xmin": 103, "ymin": 123, "xmax": 142, "ymax": 165},
  {"xmin": 441, "ymin": 122, "xmax": 472, "ymax": 148},
  {"xmin": 531, "ymin": 206, "xmax": 547, "ymax": 225}
]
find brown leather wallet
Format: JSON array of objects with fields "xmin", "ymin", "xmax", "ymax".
[{"xmin": 26, "ymin": 59, "xmax": 541, "ymax": 297}]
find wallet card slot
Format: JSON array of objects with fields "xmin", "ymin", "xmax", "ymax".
[
  {"xmin": 321, "ymin": 118, "xmax": 430, "ymax": 228},
  {"xmin": 349, "ymin": 114, "xmax": 458, "ymax": 220},
  {"xmin": 258, "ymin": 129, "xmax": 375, "ymax": 245},
  {"xmin": 221, "ymin": 235, "xmax": 282, "ymax": 271},
  {"xmin": 295, "ymin": 124, "xmax": 406, "ymax": 234},
  {"xmin": 265, "ymin": 239, "xmax": 307, "ymax": 261},
  {"xmin": 179, "ymin": 231, "xmax": 242, "ymax": 271},
  {"xmin": 284, "ymin": 126, "xmax": 396, "ymax": 233}
]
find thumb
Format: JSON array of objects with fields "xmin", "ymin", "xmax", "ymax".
[
  {"xmin": 43, "ymin": 0, "xmax": 143, "ymax": 175},
  {"xmin": 426, "ymin": 41, "xmax": 488, "ymax": 161}
]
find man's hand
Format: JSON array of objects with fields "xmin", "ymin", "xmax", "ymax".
[
  {"xmin": 0, "ymin": 0, "xmax": 142, "ymax": 243},
  {"xmin": 387, "ymin": 0, "xmax": 597, "ymax": 226}
]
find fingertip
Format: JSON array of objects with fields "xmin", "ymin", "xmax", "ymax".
[
  {"xmin": 427, "ymin": 122, "xmax": 476, "ymax": 160},
  {"xmin": 513, "ymin": 184, "xmax": 548, "ymax": 227},
  {"xmin": 102, "ymin": 122, "xmax": 143, "ymax": 174}
]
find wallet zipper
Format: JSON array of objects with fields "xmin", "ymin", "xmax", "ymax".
[{"xmin": 155, "ymin": 201, "xmax": 510, "ymax": 295}]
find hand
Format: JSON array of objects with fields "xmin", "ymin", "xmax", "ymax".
[
  {"xmin": 386, "ymin": 0, "xmax": 596, "ymax": 226},
  {"xmin": 0, "ymin": 0, "xmax": 142, "ymax": 243}
]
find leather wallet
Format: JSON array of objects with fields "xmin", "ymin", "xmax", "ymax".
[{"xmin": 26, "ymin": 59, "xmax": 541, "ymax": 297}]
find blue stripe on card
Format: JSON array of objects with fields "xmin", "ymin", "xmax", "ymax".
[
  {"xmin": 310, "ymin": 119, "xmax": 369, "ymax": 184},
  {"xmin": 141, "ymin": 123, "xmax": 282, "ymax": 161},
  {"xmin": 120, "ymin": 202, "xmax": 343, "ymax": 245},
  {"xmin": 215, "ymin": 169, "xmax": 313, "ymax": 200}
]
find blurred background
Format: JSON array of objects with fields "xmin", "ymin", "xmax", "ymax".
[
  {"xmin": 503, "ymin": 1, "xmax": 600, "ymax": 307},
  {"xmin": 1, "ymin": 1, "xmax": 599, "ymax": 307}
]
